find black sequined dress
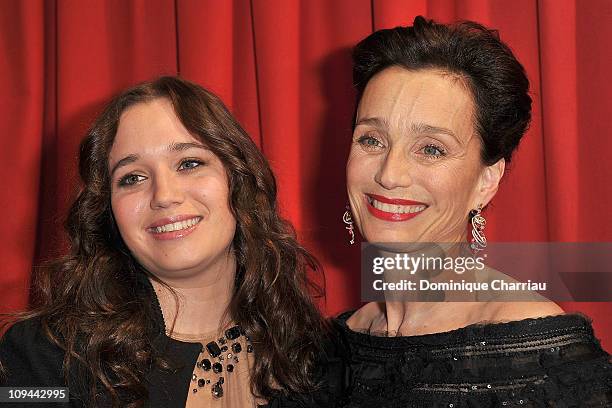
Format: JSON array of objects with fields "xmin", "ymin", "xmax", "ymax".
[{"xmin": 336, "ymin": 311, "xmax": 611, "ymax": 407}]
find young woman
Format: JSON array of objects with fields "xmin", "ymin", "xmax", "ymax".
[{"xmin": 0, "ymin": 77, "xmax": 345, "ymax": 408}]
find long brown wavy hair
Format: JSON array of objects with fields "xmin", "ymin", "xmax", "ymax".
[{"xmin": 3, "ymin": 76, "xmax": 328, "ymax": 407}]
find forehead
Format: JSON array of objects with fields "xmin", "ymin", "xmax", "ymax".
[
  {"xmin": 111, "ymin": 98, "xmax": 199, "ymax": 155},
  {"xmin": 357, "ymin": 67, "xmax": 475, "ymax": 135}
]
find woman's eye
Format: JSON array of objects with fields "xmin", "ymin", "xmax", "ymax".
[
  {"xmin": 178, "ymin": 159, "xmax": 204, "ymax": 171},
  {"xmin": 357, "ymin": 135, "xmax": 384, "ymax": 150},
  {"xmin": 118, "ymin": 174, "xmax": 146, "ymax": 187},
  {"xmin": 421, "ymin": 144, "xmax": 446, "ymax": 158}
]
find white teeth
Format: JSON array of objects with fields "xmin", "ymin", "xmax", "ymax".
[
  {"xmin": 369, "ymin": 198, "xmax": 426, "ymax": 214},
  {"xmin": 152, "ymin": 217, "xmax": 201, "ymax": 233}
]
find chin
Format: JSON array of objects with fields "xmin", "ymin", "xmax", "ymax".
[
  {"xmin": 150, "ymin": 263, "xmax": 204, "ymax": 279},
  {"xmin": 362, "ymin": 227, "xmax": 423, "ymax": 244}
]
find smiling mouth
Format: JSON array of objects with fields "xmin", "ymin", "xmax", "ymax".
[
  {"xmin": 149, "ymin": 216, "xmax": 203, "ymax": 234},
  {"xmin": 366, "ymin": 195, "xmax": 428, "ymax": 221},
  {"xmin": 367, "ymin": 196, "xmax": 427, "ymax": 214}
]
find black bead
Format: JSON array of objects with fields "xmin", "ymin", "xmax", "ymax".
[
  {"xmin": 198, "ymin": 378, "xmax": 205, "ymax": 387},
  {"xmin": 221, "ymin": 345, "xmax": 228, "ymax": 352},
  {"xmin": 219, "ymin": 376, "xmax": 224, "ymax": 384},
  {"xmin": 231, "ymin": 342, "xmax": 242, "ymax": 353},
  {"xmin": 247, "ymin": 344, "xmax": 253, "ymax": 353},
  {"xmin": 218, "ymin": 337, "xmax": 227, "ymax": 345},
  {"xmin": 206, "ymin": 341, "xmax": 222, "ymax": 358},
  {"xmin": 201, "ymin": 359, "xmax": 212, "ymax": 371},
  {"xmin": 225, "ymin": 326, "xmax": 241, "ymax": 340},
  {"xmin": 227, "ymin": 364, "xmax": 234, "ymax": 372},
  {"xmin": 212, "ymin": 362, "xmax": 223, "ymax": 373},
  {"xmin": 212, "ymin": 382, "xmax": 223, "ymax": 398}
]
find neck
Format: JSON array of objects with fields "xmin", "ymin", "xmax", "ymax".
[
  {"xmin": 380, "ymin": 239, "xmax": 479, "ymax": 334},
  {"xmin": 383, "ymin": 301, "xmax": 435, "ymax": 333},
  {"xmin": 151, "ymin": 252, "xmax": 237, "ymax": 336},
  {"xmin": 383, "ymin": 300, "xmax": 485, "ymax": 335}
]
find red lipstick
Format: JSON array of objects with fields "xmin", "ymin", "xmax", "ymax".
[
  {"xmin": 366, "ymin": 194, "xmax": 427, "ymax": 222},
  {"xmin": 367, "ymin": 194, "xmax": 427, "ymax": 206}
]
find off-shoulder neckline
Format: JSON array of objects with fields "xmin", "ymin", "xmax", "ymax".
[{"xmin": 335, "ymin": 310, "xmax": 593, "ymax": 348}]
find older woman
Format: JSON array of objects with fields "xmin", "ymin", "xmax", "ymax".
[
  {"xmin": 338, "ymin": 17, "xmax": 611, "ymax": 407},
  {"xmin": 0, "ymin": 77, "xmax": 343, "ymax": 407}
]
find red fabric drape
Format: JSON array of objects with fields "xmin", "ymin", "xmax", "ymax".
[{"xmin": 1, "ymin": 0, "xmax": 610, "ymax": 349}]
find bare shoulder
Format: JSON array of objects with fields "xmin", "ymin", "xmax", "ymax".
[
  {"xmin": 345, "ymin": 302, "xmax": 384, "ymax": 331},
  {"xmin": 490, "ymin": 301, "xmax": 565, "ymax": 322}
]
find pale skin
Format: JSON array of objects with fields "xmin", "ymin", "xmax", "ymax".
[
  {"xmin": 109, "ymin": 98, "xmax": 236, "ymax": 336},
  {"xmin": 346, "ymin": 67, "xmax": 563, "ymax": 336}
]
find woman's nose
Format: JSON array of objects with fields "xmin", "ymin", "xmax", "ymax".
[
  {"xmin": 150, "ymin": 173, "xmax": 184, "ymax": 209},
  {"xmin": 374, "ymin": 146, "xmax": 414, "ymax": 190}
]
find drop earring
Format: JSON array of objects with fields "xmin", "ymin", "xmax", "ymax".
[
  {"xmin": 343, "ymin": 206, "xmax": 355, "ymax": 245},
  {"xmin": 469, "ymin": 204, "xmax": 486, "ymax": 252}
]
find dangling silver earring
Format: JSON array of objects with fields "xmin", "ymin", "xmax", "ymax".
[
  {"xmin": 343, "ymin": 206, "xmax": 355, "ymax": 245},
  {"xmin": 469, "ymin": 204, "xmax": 486, "ymax": 252}
]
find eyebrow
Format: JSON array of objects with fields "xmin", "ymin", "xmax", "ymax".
[
  {"xmin": 109, "ymin": 142, "xmax": 208, "ymax": 177},
  {"xmin": 354, "ymin": 117, "xmax": 389, "ymax": 130},
  {"xmin": 355, "ymin": 116, "xmax": 459, "ymax": 143},
  {"xmin": 410, "ymin": 122, "xmax": 458, "ymax": 142}
]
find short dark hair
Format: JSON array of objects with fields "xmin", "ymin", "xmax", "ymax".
[{"xmin": 353, "ymin": 16, "xmax": 532, "ymax": 165}]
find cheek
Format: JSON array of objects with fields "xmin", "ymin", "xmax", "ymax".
[
  {"xmin": 204, "ymin": 183, "xmax": 237, "ymax": 240},
  {"xmin": 111, "ymin": 194, "xmax": 147, "ymax": 237},
  {"xmin": 346, "ymin": 152, "xmax": 378, "ymax": 228},
  {"xmin": 347, "ymin": 150, "xmax": 375, "ymax": 190},
  {"xmin": 193, "ymin": 178, "xmax": 234, "ymax": 219},
  {"xmin": 426, "ymin": 165, "xmax": 479, "ymax": 213},
  {"xmin": 346, "ymin": 155, "xmax": 359, "ymax": 191}
]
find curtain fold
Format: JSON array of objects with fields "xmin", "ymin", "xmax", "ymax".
[
  {"xmin": 1, "ymin": 0, "xmax": 610, "ymax": 347},
  {"xmin": 0, "ymin": 0, "xmax": 45, "ymax": 311}
]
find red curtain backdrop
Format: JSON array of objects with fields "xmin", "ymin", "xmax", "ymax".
[{"xmin": 1, "ymin": 0, "xmax": 610, "ymax": 348}]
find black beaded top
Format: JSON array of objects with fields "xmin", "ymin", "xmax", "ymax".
[{"xmin": 336, "ymin": 311, "xmax": 611, "ymax": 408}]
